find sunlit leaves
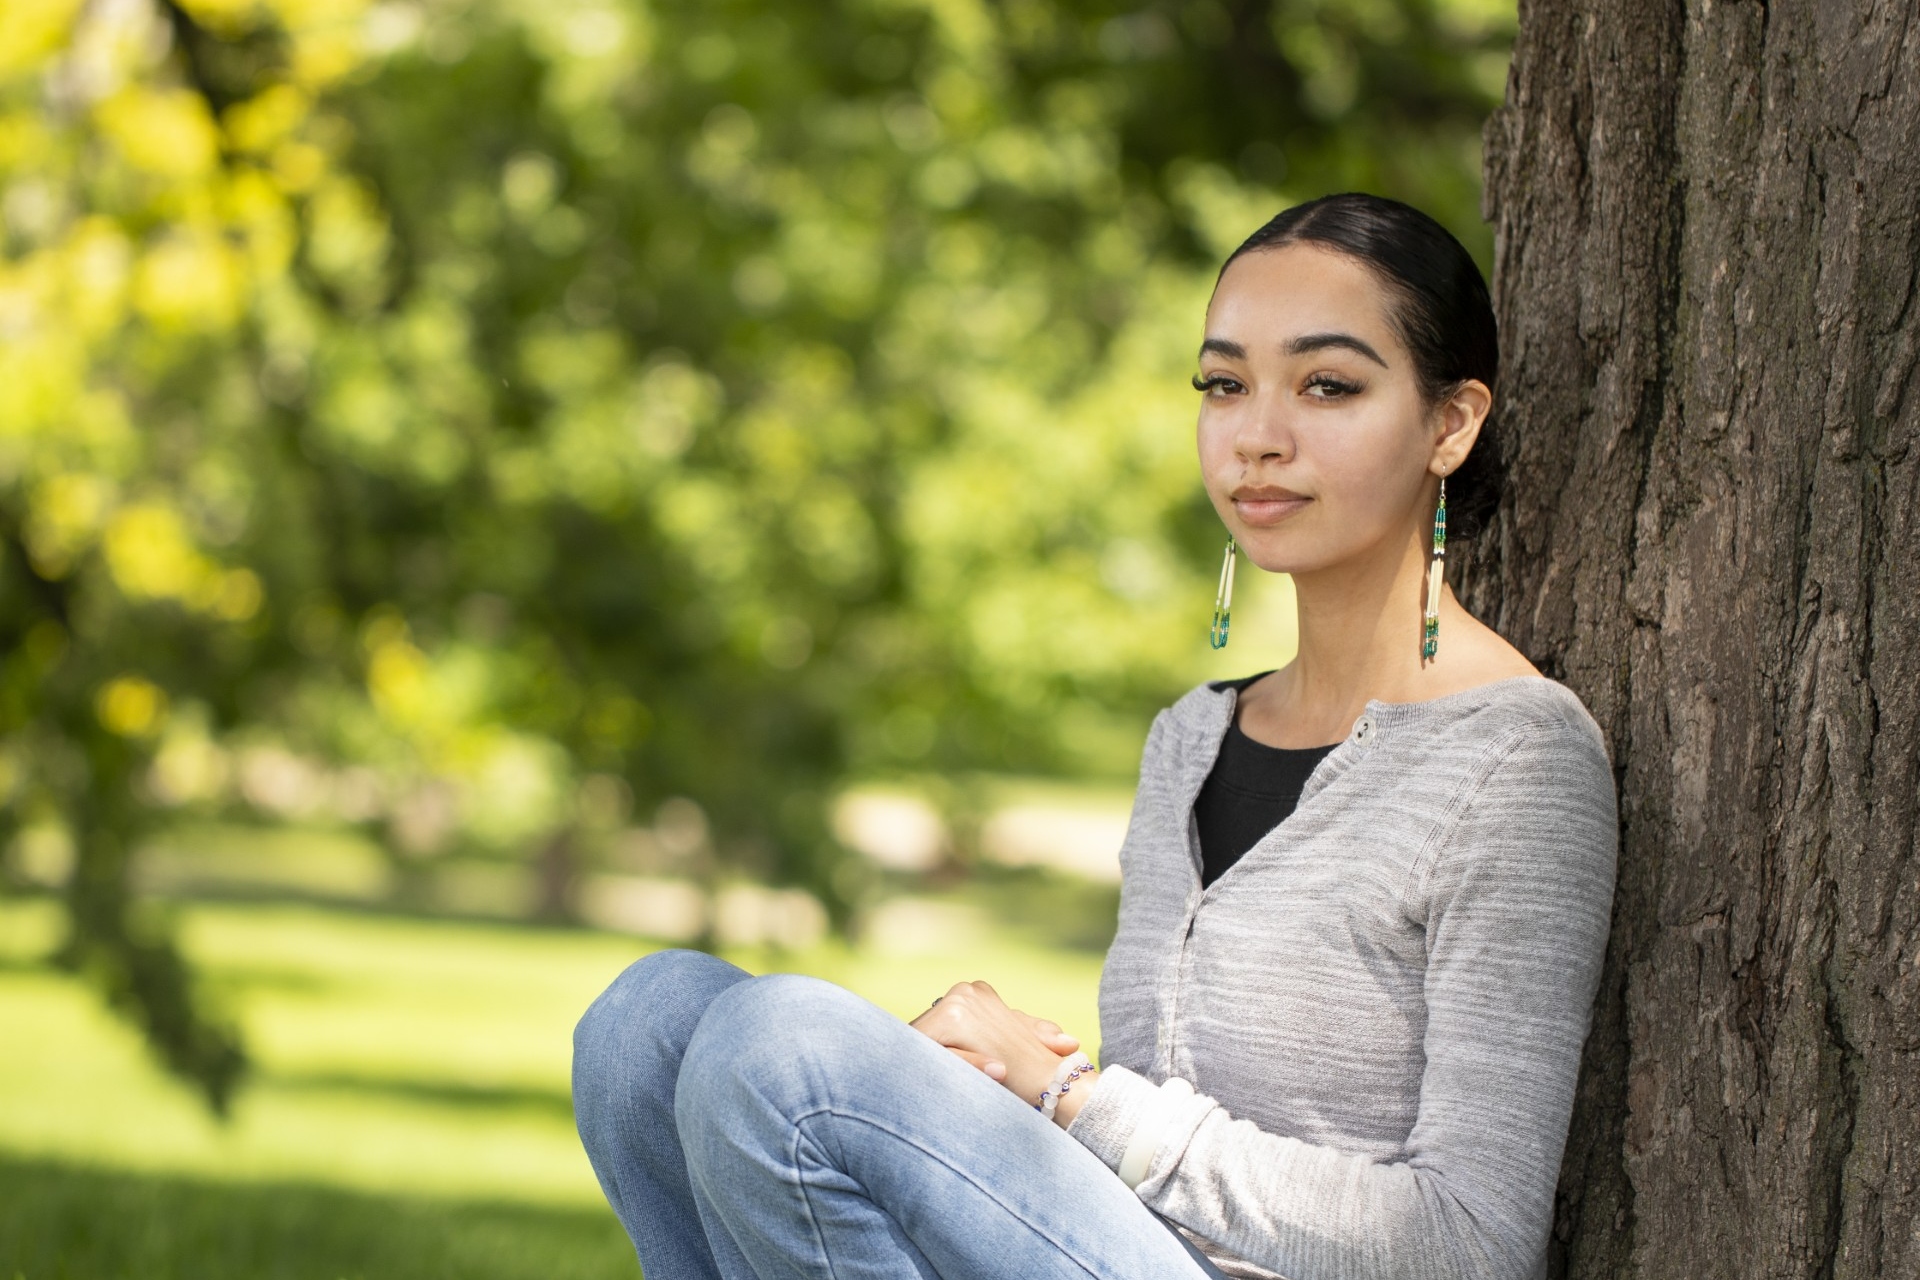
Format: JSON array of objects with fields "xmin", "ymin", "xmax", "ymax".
[
  {"xmin": 23, "ymin": 473, "xmax": 115, "ymax": 578},
  {"xmin": 102, "ymin": 503, "xmax": 262, "ymax": 619},
  {"xmin": 134, "ymin": 230, "xmax": 248, "ymax": 330},
  {"xmin": 304, "ymin": 174, "xmax": 389, "ymax": 305},
  {"xmin": 96, "ymin": 674, "xmax": 170, "ymax": 737},
  {"xmin": 0, "ymin": 0, "xmax": 87, "ymax": 77},
  {"xmin": 222, "ymin": 81, "xmax": 310, "ymax": 152},
  {"xmin": 1, "ymin": 0, "xmax": 1515, "ymax": 804},
  {"xmin": 99, "ymin": 91, "xmax": 216, "ymax": 183},
  {"xmin": 65, "ymin": 216, "xmax": 138, "ymax": 333}
]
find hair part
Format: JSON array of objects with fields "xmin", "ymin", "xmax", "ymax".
[{"xmin": 1220, "ymin": 192, "xmax": 1505, "ymax": 540}]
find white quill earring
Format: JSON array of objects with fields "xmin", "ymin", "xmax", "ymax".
[
  {"xmin": 1209, "ymin": 536, "xmax": 1237, "ymax": 649},
  {"xmin": 1422, "ymin": 476, "xmax": 1447, "ymax": 660}
]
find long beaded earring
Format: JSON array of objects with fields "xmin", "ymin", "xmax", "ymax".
[
  {"xmin": 1209, "ymin": 536, "xmax": 1237, "ymax": 649},
  {"xmin": 1422, "ymin": 476, "xmax": 1447, "ymax": 660}
]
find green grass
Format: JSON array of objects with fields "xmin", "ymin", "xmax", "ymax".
[
  {"xmin": 0, "ymin": 1156, "xmax": 638, "ymax": 1280},
  {"xmin": 0, "ymin": 885, "xmax": 1107, "ymax": 1277}
]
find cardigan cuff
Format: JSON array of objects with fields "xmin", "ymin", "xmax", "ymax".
[{"xmin": 1064, "ymin": 1065, "xmax": 1193, "ymax": 1187}]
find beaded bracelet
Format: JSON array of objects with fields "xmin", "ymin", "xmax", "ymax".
[{"xmin": 1036, "ymin": 1052, "xmax": 1096, "ymax": 1122}]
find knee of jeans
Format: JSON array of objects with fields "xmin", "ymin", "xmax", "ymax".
[
  {"xmin": 676, "ymin": 973, "xmax": 875, "ymax": 1122},
  {"xmin": 573, "ymin": 949, "xmax": 743, "ymax": 1093}
]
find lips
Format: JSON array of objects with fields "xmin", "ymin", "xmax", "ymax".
[{"xmin": 1230, "ymin": 486, "xmax": 1310, "ymax": 526}]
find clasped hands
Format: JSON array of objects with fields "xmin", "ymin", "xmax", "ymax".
[{"xmin": 908, "ymin": 979, "xmax": 1095, "ymax": 1126}]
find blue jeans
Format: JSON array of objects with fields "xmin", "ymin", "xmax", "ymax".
[{"xmin": 572, "ymin": 949, "xmax": 1223, "ymax": 1279}]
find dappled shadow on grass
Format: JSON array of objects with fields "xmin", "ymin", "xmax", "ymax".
[
  {"xmin": 0, "ymin": 1155, "xmax": 637, "ymax": 1280},
  {"xmin": 265, "ymin": 1070, "xmax": 577, "ymax": 1122}
]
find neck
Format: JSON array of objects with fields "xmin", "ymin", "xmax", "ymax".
[{"xmin": 1277, "ymin": 521, "xmax": 1444, "ymax": 734}]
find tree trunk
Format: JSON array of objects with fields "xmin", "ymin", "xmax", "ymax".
[{"xmin": 1467, "ymin": 2, "xmax": 1920, "ymax": 1276}]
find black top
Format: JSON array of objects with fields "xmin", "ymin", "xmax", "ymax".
[{"xmin": 1195, "ymin": 672, "xmax": 1339, "ymax": 888}]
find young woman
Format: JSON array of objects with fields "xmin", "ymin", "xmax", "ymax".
[{"xmin": 572, "ymin": 193, "xmax": 1619, "ymax": 1280}]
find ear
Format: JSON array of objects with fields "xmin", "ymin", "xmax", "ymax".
[{"xmin": 1429, "ymin": 379, "xmax": 1492, "ymax": 476}]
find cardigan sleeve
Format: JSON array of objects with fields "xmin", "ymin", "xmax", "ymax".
[{"xmin": 1066, "ymin": 718, "xmax": 1619, "ymax": 1280}]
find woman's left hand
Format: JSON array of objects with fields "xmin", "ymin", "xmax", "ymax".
[{"xmin": 909, "ymin": 979, "xmax": 1075, "ymax": 1105}]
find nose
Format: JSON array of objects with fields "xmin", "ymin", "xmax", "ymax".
[{"xmin": 1232, "ymin": 389, "xmax": 1295, "ymax": 463}]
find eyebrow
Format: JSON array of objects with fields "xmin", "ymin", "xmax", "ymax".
[{"xmin": 1198, "ymin": 332, "xmax": 1390, "ymax": 369}]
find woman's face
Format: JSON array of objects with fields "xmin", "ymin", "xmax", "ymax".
[{"xmin": 1195, "ymin": 242, "xmax": 1459, "ymax": 577}]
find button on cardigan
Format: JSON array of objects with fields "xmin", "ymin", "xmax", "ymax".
[{"xmin": 1064, "ymin": 675, "xmax": 1619, "ymax": 1280}]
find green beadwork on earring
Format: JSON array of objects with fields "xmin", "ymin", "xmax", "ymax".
[{"xmin": 1209, "ymin": 536, "xmax": 1237, "ymax": 649}]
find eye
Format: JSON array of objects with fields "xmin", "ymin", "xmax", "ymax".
[
  {"xmin": 1192, "ymin": 372, "xmax": 1245, "ymax": 397},
  {"xmin": 1303, "ymin": 373, "xmax": 1362, "ymax": 399}
]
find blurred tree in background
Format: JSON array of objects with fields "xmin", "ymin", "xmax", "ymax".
[{"xmin": 0, "ymin": 0, "xmax": 1512, "ymax": 1108}]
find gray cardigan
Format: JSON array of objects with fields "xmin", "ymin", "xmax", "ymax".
[{"xmin": 1065, "ymin": 675, "xmax": 1618, "ymax": 1280}]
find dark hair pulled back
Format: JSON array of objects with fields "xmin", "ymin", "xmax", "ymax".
[{"xmin": 1221, "ymin": 192, "xmax": 1504, "ymax": 540}]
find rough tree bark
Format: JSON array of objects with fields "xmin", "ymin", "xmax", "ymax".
[{"xmin": 1465, "ymin": 2, "xmax": 1920, "ymax": 1276}]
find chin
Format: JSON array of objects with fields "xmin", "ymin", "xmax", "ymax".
[{"xmin": 1238, "ymin": 537, "xmax": 1333, "ymax": 577}]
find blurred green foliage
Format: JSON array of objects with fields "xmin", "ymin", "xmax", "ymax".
[{"xmin": 0, "ymin": 0, "xmax": 1512, "ymax": 1108}]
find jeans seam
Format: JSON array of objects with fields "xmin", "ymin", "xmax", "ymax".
[
  {"xmin": 789, "ymin": 1107, "xmax": 843, "ymax": 1280},
  {"xmin": 789, "ymin": 1104, "xmax": 1119, "ymax": 1280}
]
